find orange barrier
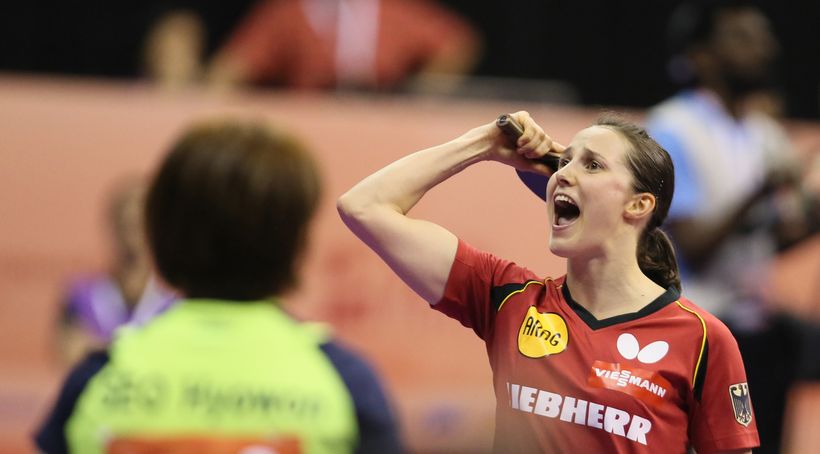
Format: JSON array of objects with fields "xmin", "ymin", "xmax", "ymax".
[{"xmin": 1, "ymin": 75, "xmax": 818, "ymax": 453}]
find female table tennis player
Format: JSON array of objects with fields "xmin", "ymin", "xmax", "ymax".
[{"xmin": 338, "ymin": 111, "xmax": 758, "ymax": 453}]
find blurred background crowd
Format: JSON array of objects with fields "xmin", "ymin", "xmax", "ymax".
[
  {"xmin": 1, "ymin": 0, "xmax": 820, "ymax": 453},
  {"xmin": 1, "ymin": 0, "xmax": 818, "ymax": 117}
]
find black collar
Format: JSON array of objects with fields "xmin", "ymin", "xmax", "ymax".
[{"xmin": 561, "ymin": 282, "xmax": 680, "ymax": 330}]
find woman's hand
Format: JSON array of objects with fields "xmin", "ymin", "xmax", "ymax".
[{"xmin": 464, "ymin": 111, "xmax": 564, "ymax": 176}]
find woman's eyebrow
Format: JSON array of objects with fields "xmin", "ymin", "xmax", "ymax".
[{"xmin": 581, "ymin": 147, "xmax": 608, "ymax": 163}]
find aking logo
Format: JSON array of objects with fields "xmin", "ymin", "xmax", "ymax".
[
  {"xmin": 616, "ymin": 333, "xmax": 668, "ymax": 364},
  {"xmin": 518, "ymin": 307, "xmax": 568, "ymax": 358}
]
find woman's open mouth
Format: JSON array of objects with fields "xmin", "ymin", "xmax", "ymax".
[{"xmin": 553, "ymin": 194, "xmax": 580, "ymax": 228}]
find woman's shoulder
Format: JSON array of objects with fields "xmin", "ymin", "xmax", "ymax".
[
  {"xmin": 673, "ymin": 296, "xmax": 738, "ymax": 345},
  {"xmin": 454, "ymin": 238, "xmax": 544, "ymax": 284}
]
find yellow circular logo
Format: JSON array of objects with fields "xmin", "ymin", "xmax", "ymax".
[{"xmin": 518, "ymin": 307, "xmax": 569, "ymax": 358}]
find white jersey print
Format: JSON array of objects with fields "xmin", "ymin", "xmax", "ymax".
[{"xmin": 617, "ymin": 333, "xmax": 669, "ymax": 364}]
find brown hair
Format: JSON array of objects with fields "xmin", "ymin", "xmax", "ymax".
[
  {"xmin": 596, "ymin": 114, "xmax": 681, "ymax": 291},
  {"xmin": 145, "ymin": 118, "xmax": 321, "ymax": 300}
]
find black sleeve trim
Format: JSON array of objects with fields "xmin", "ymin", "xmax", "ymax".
[
  {"xmin": 319, "ymin": 341, "xmax": 403, "ymax": 454},
  {"xmin": 34, "ymin": 350, "xmax": 110, "ymax": 454},
  {"xmin": 491, "ymin": 282, "xmax": 534, "ymax": 313},
  {"xmin": 693, "ymin": 339, "xmax": 709, "ymax": 402}
]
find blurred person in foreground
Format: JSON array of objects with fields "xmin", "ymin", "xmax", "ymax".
[
  {"xmin": 206, "ymin": 0, "xmax": 480, "ymax": 92},
  {"xmin": 645, "ymin": 1, "xmax": 820, "ymax": 452},
  {"xmin": 35, "ymin": 119, "xmax": 402, "ymax": 454},
  {"xmin": 58, "ymin": 178, "xmax": 175, "ymax": 366}
]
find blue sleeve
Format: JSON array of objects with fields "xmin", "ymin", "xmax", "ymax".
[
  {"xmin": 320, "ymin": 341, "xmax": 403, "ymax": 454},
  {"xmin": 33, "ymin": 350, "xmax": 110, "ymax": 454},
  {"xmin": 649, "ymin": 127, "xmax": 702, "ymax": 219}
]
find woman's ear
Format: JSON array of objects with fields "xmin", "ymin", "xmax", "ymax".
[{"xmin": 624, "ymin": 193, "xmax": 656, "ymax": 221}]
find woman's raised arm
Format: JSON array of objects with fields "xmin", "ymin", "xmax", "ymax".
[{"xmin": 337, "ymin": 112, "xmax": 556, "ymax": 304}]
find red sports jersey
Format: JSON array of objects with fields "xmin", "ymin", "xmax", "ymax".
[{"xmin": 434, "ymin": 240, "xmax": 759, "ymax": 453}]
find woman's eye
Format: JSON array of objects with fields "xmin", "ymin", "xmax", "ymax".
[
  {"xmin": 558, "ymin": 158, "xmax": 571, "ymax": 168},
  {"xmin": 587, "ymin": 161, "xmax": 601, "ymax": 170}
]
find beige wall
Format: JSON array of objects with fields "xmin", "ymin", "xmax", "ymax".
[{"xmin": 1, "ymin": 75, "xmax": 818, "ymax": 452}]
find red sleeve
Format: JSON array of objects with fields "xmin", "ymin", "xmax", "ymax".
[
  {"xmin": 432, "ymin": 239, "xmax": 538, "ymax": 340},
  {"xmin": 689, "ymin": 316, "xmax": 760, "ymax": 453}
]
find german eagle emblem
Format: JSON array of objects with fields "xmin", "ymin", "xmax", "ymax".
[{"xmin": 729, "ymin": 382, "xmax": 753, "ymax": 427}]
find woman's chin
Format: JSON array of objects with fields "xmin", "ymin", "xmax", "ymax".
[{"xmin": 548, "ymin": 239, "xmax": 573, "ymax": 258}]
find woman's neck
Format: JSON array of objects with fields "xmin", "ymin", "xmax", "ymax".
[{"xmin": 566, "ymin": 254, "xmax": 665, "ymax": 320}]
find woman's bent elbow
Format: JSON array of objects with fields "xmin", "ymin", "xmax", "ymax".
[
  {"xmin": 336, "ymin": 192, "xmax": 375, "ymax": 232},
  {"xmin": 336, "ymin": 193, "xmax": 354, "ymax": 223},
  {"xmin": 336, "ymin": 192, "xmax": 361, "ymax": 222}
]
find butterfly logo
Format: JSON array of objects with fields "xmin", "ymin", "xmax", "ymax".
[{"xmin": 616, "ymin": 333, "xmax": 669, "ymax": 364}]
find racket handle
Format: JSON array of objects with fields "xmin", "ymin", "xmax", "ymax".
[
  {"xmin": 496, "ymin": 114, "xmax": 560, "ymax": 172},
  {"xmin": 496, "ymin": 114, "xmax": 525, "ymax": 138}
]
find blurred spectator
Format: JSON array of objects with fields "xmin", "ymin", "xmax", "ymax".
[
  {"xmin": 141, "ymin": 9, "xmax": 206, "ymax": 90},
  {"xmin": 58, "ymin": 178, "xmax": 175, "ymax": 366},
  {"xmin": 35, "ymin": 119, "xmax": 402, "ymax": 454},
  {"xmin": 138, "ymin": 1, "xmax": 259, "ymax": 90},
  {"xmin": 207, "ymin": 0, "xmax": 480, "ymax": 92},
  {"xmin": 646, "ymin": 1, "xmax": 820, "ymax": 452}
]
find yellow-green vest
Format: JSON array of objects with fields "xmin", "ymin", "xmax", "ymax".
[{"xmin": 66, "ymin": 300, "xmax": 358, "ymax": 454}]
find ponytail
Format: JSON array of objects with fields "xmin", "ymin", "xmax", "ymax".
[{"xmin": 638, "ymin": 227, "xmax": 681, "ymax": 292}]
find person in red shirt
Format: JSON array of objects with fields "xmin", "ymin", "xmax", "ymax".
[
  {"xmin": 337, "ymin": 111, "xmax": 759, "ymax": 453},
  {"xmin": 207, "ymin": 0, "xmax": 479, "ymax": 91}
]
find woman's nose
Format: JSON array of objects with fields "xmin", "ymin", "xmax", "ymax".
[{"xmin": 554, "ymin": 167, "xmax": 574, "ymax": 186}]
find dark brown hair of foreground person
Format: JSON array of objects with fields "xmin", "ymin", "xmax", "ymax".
[
  {"xmin": 145, "ymin": 119, "xmax": 321, "ymax": 300},
  {"xmin": 596, "ymin": 114, "xmax": 681, "ymax": 292}
]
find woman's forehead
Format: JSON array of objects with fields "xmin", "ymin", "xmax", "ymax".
[{"xmin": 567, "ymin": 126, "xmax": 629, "ymax": 159}]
